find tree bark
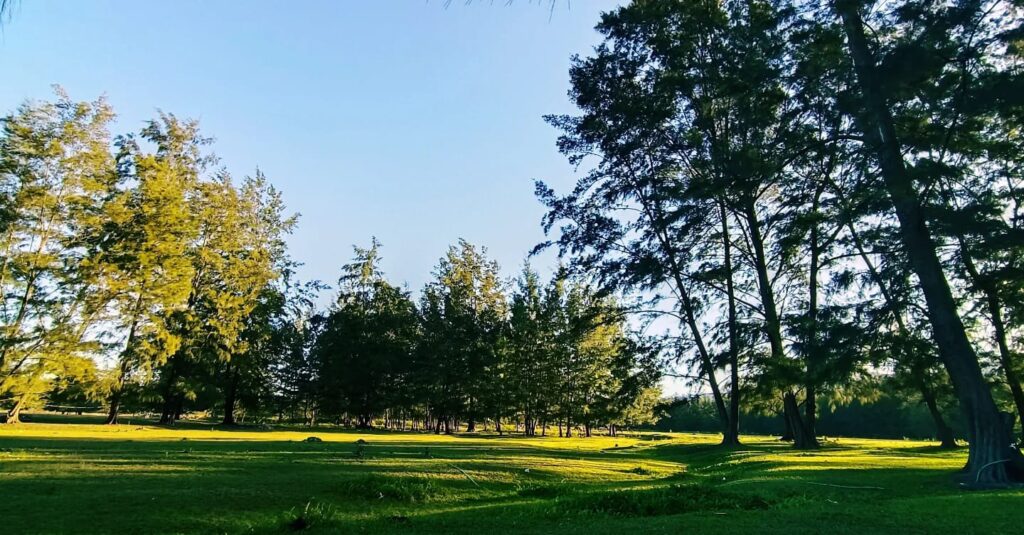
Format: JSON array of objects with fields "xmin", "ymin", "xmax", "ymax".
[
  {"xmin": 5, "ymin": 392, "xmax": 27, "ymax": 424},
  {"xmin": 803, "ymin": 187, "xmax": 824, "ymax": 448},
  {"xmin": 923, "ymin": 387, "xmax": 958, "ymax": 449},
  {"xmin": 783, "ymin": 392, "xmax": 817, "ymax": 449},
  {"xmin": 837, "ymin": 0, "xmax": 1019, "ymax": 484},
  {"xmin": 106, "ymin": 292, "xmax": 145, "ymax": 426},
  {"xmin": 629, "ymin": 174, "xmax": 733, "ymax": 444},
  {"xmin": 222, "ymin": 368, "xmax": 239, "ymax": 426},
  {"xmin": 105, "ymin": 357, "xmax": 132, "ymax": 425},
  {"xmin": 957, "ymin": 238, "xmax": 1024, "ymax": 439},
  {"xmin": 720, "ymin": 201, "xmax": 742, "ymax": 446},
  {"xmin": 744, "ymin": 203, "xmax": 786, "ymax": 363}
]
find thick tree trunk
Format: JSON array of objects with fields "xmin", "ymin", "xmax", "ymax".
[
  {"xmin": 5, "ymin": 393, "xmax": 27, "ymax": 424},
  {"xmin": 780, "ymin": 409, "xmax": 795, "ymax": 442},
  {"xmin": 988, "ymin": 296, "xmax": 1024, "ymax": 439},
  {"xmin": 837, "ymin": 0, "xmax": 1019, "ymax": 484},
  {"xmin": 747, "ymin": 203, "xmax": 815, "ymax": 448},
  {"xmin": 105, "ymin": 390, "xmax": 122, "ymax": 425},
  {"xmin": 159, "ymin": 396, "xmax": 175, "ymax": 425},
  {"xmin": 222, "ymin": 384, "xmax": 238, "ymax": 426},
  {"xmin": 744, "ymin": 203, "xmax": 788, "ymax": 362}
]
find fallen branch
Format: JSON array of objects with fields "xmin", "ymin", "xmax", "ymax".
[
  {"xmin": 718, "ymin": 479, "xmax": 884, "ymax": 490},
  {"xmin": 805, "ymin": 482, "xmax": 885, "ymax": 490},
  {"xmin": 450, "ymin": 464, "xmax": 480, "ymax": 488}
]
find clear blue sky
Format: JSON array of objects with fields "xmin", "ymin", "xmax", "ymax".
[{"xmin": 1, "ymin": 0, "xmax": 623, "ymax": 296}]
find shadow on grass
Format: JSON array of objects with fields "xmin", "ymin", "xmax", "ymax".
[{"xmin": 1, "ymin": 427, "xmax": 1013, "ymax": 534}]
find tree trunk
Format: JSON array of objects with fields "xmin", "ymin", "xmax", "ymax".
[
  {"xmin": 222, "ymin": 376, "xmax": 238, "ymax": 426},
  {"xmin": 105, "ymin": 356, "xmax": 132, "ymax": 425},
  {"xmin": 780, "ymin": 409, "xmax": 794, "ymax": 442},
  {"xmin": 958, "ymin": 239, "xmax": 1024, "ymax": 439},
  {"xmin": 720, "ymin": 201, "xmax": 741, "ymax": 446},
  {"xmin": 803, "ymin": 187, "xmax": 824, "ymax": 448},
  {"xmin": 744, "ymin": 203, "xmax": 786, "ymax": 362},
  {"xmin": 159, "ymin": 396, "xmax": 175, "ymax": 425},
  {"xmin": 837, "ymin": 0, "xmax": 1020, "ymax": 484},
  {"xmin": 783, "ymin": 392, "xmax": 817, "ymax": 449},
  {"xmin": 632, "ymin": 177, "xmax": 733, "ymax": 443},
  {"xmin": 106, "ymin": 293, "xmax": 145, "ymax": 426},
  {"xmin": 5, "ymin": 393, "xmax": 27, "ymax": 424},
  {"xmin": 923, "ymin": 388, "xmax": 958, "ymax": 449}
]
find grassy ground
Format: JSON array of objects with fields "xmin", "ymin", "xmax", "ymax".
[{"xmin": 1, "ymin": 415, "xmax": 1021, "ymax": 534}]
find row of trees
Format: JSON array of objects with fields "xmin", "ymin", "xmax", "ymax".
[
  {"xmin": 281, "ymin": 239, "xmax": 660, "ymax": 435},
  {"xmin": 0, "ymin": 94, "xmax": 660, "ymax": 434},
  {"xmin": 0, "ymin": 90, "xmax": 296, "ymax": 425},
  {"xmin": 536, "ymin": 0, "xmax": 1024, "ymax": 484}
]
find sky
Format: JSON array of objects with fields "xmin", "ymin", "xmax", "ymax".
[{"xmin": 0, "ymin": 0, "xmax": 624, "ymax": 297}]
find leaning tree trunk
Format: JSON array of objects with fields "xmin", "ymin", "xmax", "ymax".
[
  {"xmin": 631, "ymin": 177, "xmax": 734, "ymax": 444},
  {"xmin": 105, "ymin": 355, "xmax": 133, "ymax": 425},
  {"xmin": 5, "ymin": 393, "xmax": 28, "ymax": 424},
  {"xmin": 106, "ymin": 295, "xmax": 144, "ymax": 426},
  {"xmin": 923, "ymin": 387, "xmax": 958, "ymax": 449},
  {"xmin": 746, "ymin": 203, "xmax": 817, "ymax": 448},
  {"xmin": 783, "ymin": 392, "xmax": 817, "ymax": 449},
  {"xmin": 837, "ymin": 0, "xmax": 1020, "ymax": 484},
  {"xmin": 956, "ymin": 236, "xmax": 1024, "ymax": 439},
  {"xmin": 986, "ymin": 294, "xmax": 1024, "ymax": 440}
]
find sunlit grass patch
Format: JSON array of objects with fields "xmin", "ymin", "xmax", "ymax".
[{"xmin": 0, "ymin": 421, "xmax": 1021, "ymax": 534}]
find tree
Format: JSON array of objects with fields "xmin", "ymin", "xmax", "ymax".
[
  {"xmin": 313, "ymin": 239, "xmax": 418, "ymax": 427},
  {"xmin": 97, "ymin": 114, "xmax": 204, "ymax": 424},
  {"xmin": 155, "ymin": 171, "xmax": 296, "ymax": 425},
  {"xmin": 0, "ymin": 90, "xmax": 114, "ymax": 423},
  {"xmin": 831, "ymin": 0, "xmax": 1024, "ymax": 484},
  {"xmin": 416, "ymin": 240, "xmax": 506, "ymax": 433}
]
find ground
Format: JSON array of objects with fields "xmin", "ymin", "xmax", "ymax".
[{"xmin": 0, "ymin": 415, "xmax": 1021, "ymax": 534}]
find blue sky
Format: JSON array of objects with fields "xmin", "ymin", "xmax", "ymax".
[{"xmin": 1, "ymin": 0, "xmax": 623, "ymax": 296}]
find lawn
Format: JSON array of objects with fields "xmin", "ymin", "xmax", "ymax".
[{"xmin": 0, "ymin": 416, "xmax": 1021, "ymax": 534}]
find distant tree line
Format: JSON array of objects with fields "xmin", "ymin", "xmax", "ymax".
[
  {"xmin": 286, "ymin": 239, "xmax": 661, "ymax": 436},
  {"xmin": 0, "ymin": 94, "xmax": 659, "ymax": 436},
  {"xmin": 657, "ymin": 393, "xmax": 965, "ymax": 442},
  {"xmin": 535, "ymin": 0, "xmax": 1024, "ymax": 485}
]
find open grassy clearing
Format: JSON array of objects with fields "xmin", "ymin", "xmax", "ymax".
[{"xmin": 1, "ymin": 418, "xmax": 1021, "ymax": 534}]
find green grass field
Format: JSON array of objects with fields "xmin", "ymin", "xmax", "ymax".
[{"xmin": 1, "ymin": 416, "xmax": 1021, "ymax": 534}]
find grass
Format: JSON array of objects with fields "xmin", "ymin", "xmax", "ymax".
[{"xmin": 0, "ymin": 415, "xmax": 1021, "ymax": 533}]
